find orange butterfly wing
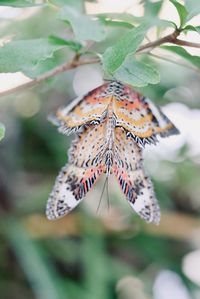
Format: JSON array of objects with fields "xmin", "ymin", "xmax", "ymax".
[
  {"xmin": 46, "ymin": 164, "xmax": 103, "ymax": 220},
  {"xmin": 47, "ymin": 81, "xmax": 179, "ymax": 222},
  {"xmin": 112, "ymin": 83, "xmax": 179, "ymax": 147},
  {"xmin": 46, "ymin": 123, "xmax": 107, "ymax": 220},
  {"xmin": 49, "ymin": 83, "xmax": 112, "ymax": 135}
]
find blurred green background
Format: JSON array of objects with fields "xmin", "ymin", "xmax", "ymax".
[{"xmin": 0, "ymin": 1, "xmax": 200, "ymax": 299}]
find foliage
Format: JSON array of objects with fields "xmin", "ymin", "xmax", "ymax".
[
  {"xmin": 59, "ymin": 6, "xmax": 105, "ymax": 42},
  {"xmin": 0, "ymin": 0, "xmax": 199, "ymax": 88},
  {"xmin": 102, "ymin": 24, "xmax": 148, "ymax": 74},
  {"xmin": 114, "ymin": 57, "xmax": 160, "ymax": 87},
  {"xmin": 0, "ymin": 123, "xmax": 5, "ymax": 141},
  {"xmin": 0, "ymin": 38, "xmax": 66, "ymax": 77},
  {"xmin": 162, "ymin": 45, "xmax": 200, "ymax": 68}
]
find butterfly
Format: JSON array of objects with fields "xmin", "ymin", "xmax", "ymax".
[{"xmin": 47, "ymin": 81, "xmax": 179, "ymax": 224}]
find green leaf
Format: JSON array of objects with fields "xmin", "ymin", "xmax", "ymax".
[
  {"xmin": 144, "ymin": 0, "xmax": 163, "ymax": 18},
  {"xmin": 162, "ymin": 45, "xmax": 200, "ymax": 69},
  {"xmin": 48, "ymin": 35, "xmax": 82, "ymax": 52},
  {"xmin": 0, "ymin": 123, "xmax": 5, "ymax": 141},
  {"xmin": 102, "ymin": 24, "xmax": 148, "ymax": 74},
  {"xmin": 22, "ymin": 50, "xmax": 69, "ymax": 78},
  {"xmin": 0, "ymin": 38, "xmax": 68, "ymax": 78},
  {"xmin": 96, "ymin": 12, "xmax": 142, "ymax": 24},
  {"xmin": 0, "ymin": 0, "xmax": 40, "ymax": 7},
  {"xmin": 114, "ymin": 56, "xmax": 160, "ymax": 87},
  {"xmin": 59, "ymin": 6, "xmax": 105, "ymax": 42},
  {"xmin": 98, "ymin": 17, "xmax": 134, "ymax": 29},
  {"xmin": 185, "ymin": 0, "xmax": 200, "ymax": 21},
  {"xmin": 170, "ymin": 0, "xmax": 188, "ymax": 27},
  {"xmin": 183, "ymin": 25, "xmax": 200, "ymax": 34}
]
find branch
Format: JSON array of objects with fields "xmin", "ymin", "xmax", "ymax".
[
  {"xmin": 1, "ymin": 29, "xmax": 200, "ymax": 97},
  {"xmin": 136, "ymin": 29, "xmax": 181, "ymax": 52},
  {"xmin": 0, "ymin": 57, "xmax": 99, "ymax": 98},
  {"xmin": 173, "ymin": 38, "xmax": 200, "ymax": 48}
]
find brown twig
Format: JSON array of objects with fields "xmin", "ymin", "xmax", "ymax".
[
  {"xmin": 1, "ymin": 29, "xmax": 200, "ymax": 98},
  {"xmin": 0, "ymin": 57, "xmax": 100, "ymax": 98},
  {"xmin": 137, "ymin": 30, "xmax": 200, "ymax": 52},
  {"xmin": 136, "ymin": 29, "xmax": 181, "ymax": 52},
  {"xmin": 172, "ymin": 39, "xmax": 200, "ymax": 48}
]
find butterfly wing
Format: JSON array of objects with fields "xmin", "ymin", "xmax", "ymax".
[
  {"xmin": 46, "ymin": 123, "xmax": 107, "ymax": 220},
  {"xmin": 113, "ymin": 85, "xmax": 179, "ymax": 147},
  {"xmin": 46, "ymin": 164, "xmax": 103, "ymax": 220},
  {"xmin": 69, "ymin": 122, "xmax": 107, "ymax": 168},
  {"xmin": 113, "ymin": 128, "xmax": 160, "ymax": 224},
  {"xmin": 49, "ymin": 83, "xmax": 112, "ymax": 135}
]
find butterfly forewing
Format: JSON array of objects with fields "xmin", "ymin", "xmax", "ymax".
[
  {"xmin": 49, "ymin": 83, "xmax": 112, "ymax": 135},
  {"xmin": 112, "ymin": 84, "xmax": 179, "ymax": 146}
]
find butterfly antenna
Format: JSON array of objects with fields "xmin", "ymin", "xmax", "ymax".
[
  {"xmin": 96, "ymin": 176, "xmax": 108, "ymax": 213},
  {"xmin": 106, "ymin": 176, "xmax": 110, "ymax": 211}
]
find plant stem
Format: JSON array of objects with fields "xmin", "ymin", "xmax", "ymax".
[
  {"xmin": 0, "ymin": 57, "xmax": 99, "ymax": 97},
  {"xmin": 1, "ymin": 29, "xmax": 200, "ymax": 97},
  {"xmin": 173, "ymin": 39, "xmax": 200, "ymax": 48},
  {"xmin": 136, "ymin": 29, "xmax": 181, "ymax": 52}
]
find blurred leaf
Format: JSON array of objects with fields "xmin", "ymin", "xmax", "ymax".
[
  {"xmin": 0, "ymin": 5, "xmax": 63, "ymax": 40},
  {"xmin": 98, "ymin": 17, "xmax": 134, "ymax": 29},
  {"xmin": 49, "ymin": 35, "xmax": 82, "ymax": 51},
  {"xmin": 114, "ymin": 56, "xmax": 160, "ymax": 87},
  {"xmin": 157, "ymin": 19, "xmax": 177, "ymax": 29},
  {"xmin": 59, "ymin": 6, "xmax": 105, "ymax": 42},
  {"xmin": 5, "ymin": 219, "xmax": 68, "ymax": 299},
  {"xmin": 183, "ymin": 24, "xmax": 200, "ymax": 34},
  {"xmin": 0, "ymin": 0, "xmax": 40, "ymax": 7},
  {"xmin": 0, "ymin": 123, "xmax": 5, "ymax": 141},
  {"xmin": 90, "ymin": 26, "xmax": 132, "ymax": 54},
  {"xmin": 82, "ymin": 234, "xmax": 110, "ymax": 299},
  {"xmin": 23, "ymin": 50, "xmax": 68, "ymax": 78},
  {"xmin": 96, "ymin": 12, "xmax": 142, "ymax": 24},
  {"xmin": 185, "ymin": 0, "xmax": 200, "ymax": 21},
  {"xmin": 144, "ymin": 0, "xmax": 163, "ymax": 18},
  {"xmin": 49, "ymin": 0, "xmax": 84, "ymax": 10},
  {"xmin": 102, "ymin": 24, "xmax": 148, "ymax": 74},
  {"xmin": 170, "ymin": 0, "xmax": 188, "ymax": 27},
  {"xmin": 162, "ymin": 45, "xmax": 200, "ymax": 68},
  {"xmin": 0, "ymin": 38, "xmax": 68, "ymax": 77}
]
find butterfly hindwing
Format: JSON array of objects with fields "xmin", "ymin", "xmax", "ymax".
[
  {"xmin": 69, "ymin": 122, "xmax": 107, "ymax": 168},
  {"xmin": 46, "ymin": 164, "xmax": 103, "ymax": 220},
  {"xmin": 114, "ymin": 166, "xmax": 160, "ymax": 224},
  {"xmin": 46, "ymin": 123, "xmax": 107, "ymax": 220},
  {"xmin": 113, "ymin": 128, "xmax": 160, "ymax": 224}
]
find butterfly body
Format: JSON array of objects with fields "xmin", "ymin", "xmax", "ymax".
[{"xmin": 47, "ymin": 81, "xmax": 179, "ymax": 224}]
